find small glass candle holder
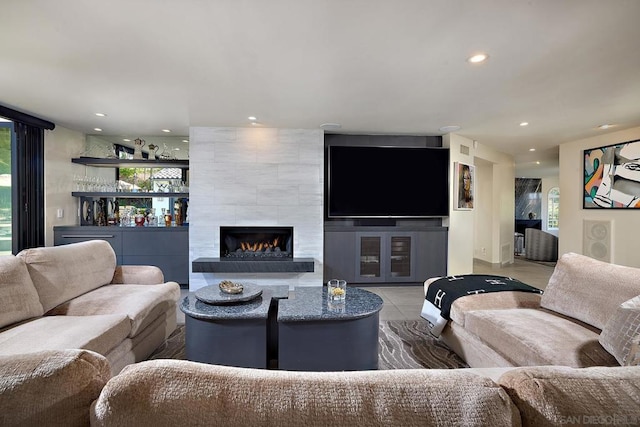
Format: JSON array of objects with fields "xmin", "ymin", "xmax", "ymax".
[{"xmin": 327, "ymin": 279, "xmax": 347, "ymax": 302}]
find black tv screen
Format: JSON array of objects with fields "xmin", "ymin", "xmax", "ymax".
[{"xmin": 328, "ymin": 145, "xmax": 449, "ymax": 218}]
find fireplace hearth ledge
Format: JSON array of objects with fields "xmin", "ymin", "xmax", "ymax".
[{"xmin": 192, "ymin": 257, "xmax": 315, "ymax": 273}]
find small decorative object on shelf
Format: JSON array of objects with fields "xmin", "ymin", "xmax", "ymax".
[
  {"xmin": 133, "ymin": 138, "xmax": 146, "ymax": 159},
  {"xmin": 146, "ymin": 208, "xmax": 157, "ymax": 226},
  {"xmin": 147, "ymin": 144, "xmax": 159, "ymax": 160},
  {"xmin": 105, "ymin": 144, "xmax": 118, "ymax": 159},
  {"xmin": 134, "ymin": 212, "xmax": 146, "ymax": 227},
  {"xmin": 159, "ymin": 143, "xmax": 176, "ymax": 160}
]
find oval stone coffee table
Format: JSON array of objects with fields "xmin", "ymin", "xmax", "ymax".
[
  {"xmin": 277, "ymin": 287, "xmax": 384, "ymax": 371},
  {"xmin": 181, "ymin": 285, "xmax": 383, "ymax": 371}
]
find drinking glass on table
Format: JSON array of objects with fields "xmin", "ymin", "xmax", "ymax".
[{"xmin": 327, "ymin": 279, "xmax": 347, "ymax": 302}]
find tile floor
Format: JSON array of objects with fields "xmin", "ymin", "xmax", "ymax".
[{"xmin": 177, "ymin": 256, "xmax": 554, "ymax": 325}]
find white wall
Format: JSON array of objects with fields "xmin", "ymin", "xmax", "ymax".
[
  {"xmin": 443, "ymin": 134, "xmax": 475, "ymax": 274},
  {"xmin": 445, "ymin": 134, "xmax": 515, "ymax": 273},
  {"xmin": 559, "ymin": 126, "xmax": 640, "ymax": 267},
  {"xmin": 493, "ymin": 160, "xmax": 516, "ymax": 265},
  {"xmin": 188, "ymin": 127, "xmax": 324, "ymax": 291},
  {"xmin": 44, "ymin": 127, "xmax": 118, "ymax": 246},
  {"xmin": 474, "ymin": 158, "xmax": 493, "ymax": 262},
  {"xmin": 43, "ymin": 126, "xmax": 86, "ymax": 245}
]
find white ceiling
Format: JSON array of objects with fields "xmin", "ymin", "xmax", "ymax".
[{"xmin": 2, "ymin": 1, "xmax": 640, "ymax": 177}]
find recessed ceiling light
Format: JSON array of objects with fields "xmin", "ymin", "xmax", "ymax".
[
  {"xmin": 529, "ymin": 148, "xmax": 536, "ymax": 152},
  {"xmin": 161, "ymin": 129, "xmax": 171, "ymax": 133},
  {"xmin": 320, "ymin": 123, "xmax": 342, "ymax": 130},
  {"xmin": 536, "ymin": 161, "xmax": 541, "ymax": 165},
  {"xmin": 95, "ymin": 112, "xmax": 107, "ymax": 117},
  {"xmin": 94, "ymin": 128, "xmax": 102, "ymax": 132},
  {"xmin": 182, "ymin": 139, "xmax": 189, "ymax": 143},
  {"xmin": 467, "ymin": 53, "xmax": 489, "ymax": 63},
  {"xmin": 439, "ymin": 125, "xmax": 461, "ymax": 133},
  {"xmin": 520, "ymin": 122, "xmax": 529, "ymax": 127},
  {"xmin": 248, "ymin": 116, "xmax": 257, "ymax": 121},
  {"xmin": 598, "ymin": 124, "xmax": 615, "ymax": 130},
  {"xmin": 123, "ymin": 138, "xmax": 131, "ymax": 142}
]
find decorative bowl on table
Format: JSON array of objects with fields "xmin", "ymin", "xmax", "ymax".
[{"xmin": 195, "ymin": 281, "xmax": 263, "ymax": 305}]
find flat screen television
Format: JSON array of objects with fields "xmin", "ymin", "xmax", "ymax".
[{"xmin": 327, "ymin": 145, "xmax": 449, "ymax": 218}]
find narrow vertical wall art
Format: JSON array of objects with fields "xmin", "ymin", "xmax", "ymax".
[{"xmin": 454, "ymin": 162, "xmax": 474, "ymax": 210}]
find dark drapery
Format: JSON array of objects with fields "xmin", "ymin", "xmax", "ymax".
[
  {"xmin": 1, "ymin": 104, "xmax": 54, "ymax": 253},
  {"xmin": 12, "ymin": 122, "xmax": 45, "ymax": 252}
]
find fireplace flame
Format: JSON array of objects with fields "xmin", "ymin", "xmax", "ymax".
[{"xmin": 239, "ymin": 237, "xmax": 280, "ymax": 252}]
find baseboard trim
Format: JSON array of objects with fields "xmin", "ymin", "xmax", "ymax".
[{"xmin": 473, "ymin": 258, "xmax": 505, "ymax": 269}]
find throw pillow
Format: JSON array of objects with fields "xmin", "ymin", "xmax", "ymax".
[
  {"xmin": 599, "ymin": 295, "xmax": 640, "ymax": 366},
  {"xmin": 541, "ymin": 252, "xmax": 640, "ymax": 330}
]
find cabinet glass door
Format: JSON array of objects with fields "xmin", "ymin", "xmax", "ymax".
[
  {"xmin": 359, "ymin": 236, "xmax": 381, "ymax": 279},
  {"xmin": 389, "ymin": 236, "xmax": 411, "ymax": 277}
]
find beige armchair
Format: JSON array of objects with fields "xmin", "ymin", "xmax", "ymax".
[{"xmin": 524, "ymin": 228, "xmax": 558, "ymax": 261}]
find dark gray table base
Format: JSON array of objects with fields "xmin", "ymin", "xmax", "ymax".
[
  {"xmin": 185, "ymin": 316, "xmax": 268, "ymax": 369},
  {"xmin": 181, "ymin": 286, "xmax": 383, "ymax": 371},
  {"xmin": 278, "ymin": 313, "xmax": 380, "ymax": 371}
]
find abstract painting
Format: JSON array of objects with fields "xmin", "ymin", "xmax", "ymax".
[{"xmin": 584, "ymin": 139, "xmax": 640, "ymax": 209}]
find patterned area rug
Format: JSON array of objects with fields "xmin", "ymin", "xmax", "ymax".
[
  {"xmin": 378, "ymin": 320, "xmax": 468, "ymax": 369},
  {"xmin": 149, "ymin": 320, "xmax": 468, "ymax": 370}
]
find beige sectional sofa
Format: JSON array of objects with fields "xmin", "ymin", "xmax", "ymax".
[
  {"xmin": 0, "ymin": 240, "xmax": 180, "ymax": 426},
  {"xmin": 89, "ymin": 251, "xmax": 640, "ymax": 426},
  {"xmin": 90, "ymin": 360, "xmax": 640, "ymax": 426},
  {"xmin": 5, "ymin": 244, "xmax": 640, "ymax": 426},
  {"xmin": 425, "ymin": 252, "xmax": 640, "ymax": 369}
]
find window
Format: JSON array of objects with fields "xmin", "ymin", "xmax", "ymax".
[
  {"xmin": 547, "ymin": 187, "xmax": 560, "ymax": 229},
  {"xmin": 0, "ymin": 121, "xmax": 12, "ymax": 255},
  {"xmin": 0, "ymin": 105, "xmax": 53, "ymax": 252}
]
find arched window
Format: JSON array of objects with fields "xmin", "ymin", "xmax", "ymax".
[{"xmin": 547, "ymin": 187, "xmax": 560, "ymax": 229}]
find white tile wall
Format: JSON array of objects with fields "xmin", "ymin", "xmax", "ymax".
[{"xmin": 189, "ymin": 127, "xmax": 324, "ymax": 290}]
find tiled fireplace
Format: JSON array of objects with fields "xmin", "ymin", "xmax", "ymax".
[{"xmin": 188, "ymin": 127, "xmax": 324, "ymax": 290}]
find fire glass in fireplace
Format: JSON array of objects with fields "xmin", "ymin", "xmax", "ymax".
[{"xmin": 220, "ymin": 226, "xmax": 293, "ymax": 259}]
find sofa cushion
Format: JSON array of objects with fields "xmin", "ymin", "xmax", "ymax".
[
  {"xmin": 599, "ymin": 295, "xmax": 640, "ymax": 366},
  {"xmin": 0, "ymin": 256, "xmax": 44, "ymax": 329},
  {"xmin": 111, "ymin": 265, "xmax": 165, "ymax": 285},
  {"xmin": 17, "ymin": 240, "xmax": 117, "ymax": 312},
  {"xmin": 0, "ymin": 349, "xmax": 110, "ymax": 427},
  {"xmin": 0, "ymin": 314, "xmax": 131, "ymax": 356},
  {"xmin": 449, "ymin": 291, "xmax": 542, "ymax": 328},
  {"xmin": 465, "ymin": 308, "xmax": 618, "ymax": 367},
  {"xmin": 47, "ymin": 282, "xmax": 180, "ymax": 337},
  {"xmin": 541, "ymin": 252, "xmax": 640, "ymax": 330},
  {"xmin": 91, "ymin": 360, "xmax": 520, "ymax": 427},
  {"xmin": 498, "ymin": 366, "xmax": 640, "ymax": 426}
]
